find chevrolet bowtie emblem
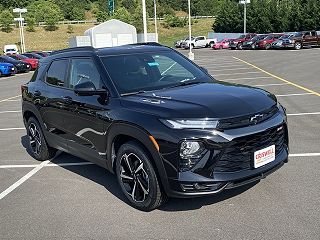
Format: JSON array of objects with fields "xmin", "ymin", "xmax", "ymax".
[{"xmin": 250, "ymin": 114, "xmax": 264, "ymax": 123}]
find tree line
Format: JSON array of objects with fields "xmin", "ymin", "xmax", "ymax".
[
  {"xmin": 0, "ymin": 0, "xmax": 319, "ymax": 33},
  {"xmin": 214, "ymin": 0, "xmax": 320, "ymax": 33}
]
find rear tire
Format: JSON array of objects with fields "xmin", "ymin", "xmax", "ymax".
[
  {"xmin": 26, "ymin": 117, "xmax": 57, "ymax": 161},
  {"xmin": 210, "ymin": 42, "xmax": 215, "ymax": 48},
  {"xmin": 219, "ymin": 45, "xmax": 223, "ymax": 50},
  {"xmin": 265, "ymin": 43, "xmax": 271, "ymax": 50},
  {"xmin": 115, "ymin": 141, "xmax": 166, "ymax": 211},
  {"xmin": 0, "ymin": 70, "xmax": 2, "ymax": 77},
  {"xmin": 237, "ymin": 43, "xmax": 243, "ymax": 50},
  {"xmin": 294, "ymin": 42, "xmax": 302, "ymax": 50}
]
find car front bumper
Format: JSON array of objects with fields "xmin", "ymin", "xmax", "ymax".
[{"xmin": 159, "ymin": 109, "xmax": 289, "ymax": 198}]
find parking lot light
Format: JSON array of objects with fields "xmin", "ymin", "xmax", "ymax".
[
  {"xmin": 188, "ymin": 0, "xmax": 194, "ymax": 60},
  {"xmin": 13, "ymin": 8, "xmax": 27, "ymax": 53},
  {"xmin": 142, "ymin": 0, "xmax": 148, "ymax": 42}
]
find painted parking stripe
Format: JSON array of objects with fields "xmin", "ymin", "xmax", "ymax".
[
  {"xmin": 276, "ymin": 93, "xmax": 313, "ymax": 97},
  {"xmin": 208, "ymin": 67, "xmax": 252, "ymax": 72},
  {"xmin": 289, "ymin": 153, "xmax": 320, "ymax": 157},
  {"xmin": 0, "ymin": 110, "xmax": 22, "ymax": 114},
  {"xmin": 0, "ymin": 162, "xmax": 94, "ymax": 169},
  {"xmin": 0, "ymin": 95, "xmax": 21, "ymax": 103},
  {"xmin": 253, "ymin": 83, "xmax": 289, "ymax": 87},
  {"xmin": 233, "ymin": 56, "xmax": 320, "ymax": 97},
  {"xmin": 0, "ymin": 128, "xmax": 24, "ymax": 131},
  {"xmin": 0, "ymin": 160, "xmax": 50, "ymax": 200},
  {"xmin": 213, "ymin": 72, "xmax": 261, "ymax": 77},
  {"xmin": 287, "ymin": 112, "xmax": 320, "ymax": 116},
  {"xmin": 219, "ymin": 76, "xmax": 273, "ymax": 81}
]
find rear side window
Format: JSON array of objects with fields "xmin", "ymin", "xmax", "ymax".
[{"xmin": 46, "ymin": 60, "xmax": 68, "ymax": 87}]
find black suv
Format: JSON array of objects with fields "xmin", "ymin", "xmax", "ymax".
[{"xmin": 22, "ymin": 44, "xmax": 289, "ymax": 211}]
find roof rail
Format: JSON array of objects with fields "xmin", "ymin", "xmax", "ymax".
[
  {"xmin": 50, "ymin": 46, "xmax": 95, "ymax": 55},
  {"xmin": 129, "ymin": 42, "xmax": 163, "ymax": 47}
]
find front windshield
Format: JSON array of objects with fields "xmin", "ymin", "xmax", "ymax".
[
  {"xmin": 238, "ymin": 35, "xmax": 245, "ymax": 39},
  {"xmin": 101, "ymin": 51, "xmax": 212, "ymax": 95},
  {"xmin": 264, "ymin": 35, "xmax": 273, "ymax": 40},
  {"xmin": 293, "ymin": 32, "xmax": 303, "ymax": 37}
]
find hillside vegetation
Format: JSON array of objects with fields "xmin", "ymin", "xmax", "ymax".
[{"xmin": 0, "ymin": 19, "xmax": 213, "ymax": 51}]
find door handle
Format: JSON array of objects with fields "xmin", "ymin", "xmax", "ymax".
[
  {"xmin": 34, "ymin": 90, "xmax": 41, "ymax": 96},
  {"xmin": 62, "ymin": 96, "xmax": 73, "ymax": 104}
]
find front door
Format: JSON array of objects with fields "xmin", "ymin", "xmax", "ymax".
[{"xmin": 62, "ymin": 57, "xmax": 111, "ymax": 164}]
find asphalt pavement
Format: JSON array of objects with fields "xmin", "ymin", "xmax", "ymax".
[{"xmin": 0, "ymin": 48, "xmax": 319, "ymax": 240}]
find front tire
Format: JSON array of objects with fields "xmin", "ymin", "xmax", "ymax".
[
  {"xmin": 294, "ymin": 42, "xmax": 302, "ymax": 50},
  {"xmin": 115, "ymin": 141, "xmax": 165, "ymax": 211},
  {"xmin": 237, "ymin": 43, "xmax": 243, "ymax": 50},
  {"xmin": 26, "ymin": 117, "xmax": 57, "ymax": 161},
  {"xmin": 265, "ymin": 43, "xmax": 271, "ymax": 50}
]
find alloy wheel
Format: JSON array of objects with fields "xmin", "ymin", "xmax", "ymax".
[
  {"xmin": 119, "ymin": 153, "xmax": 150, "ymax": 202},
  {"xmin": 28, "ymin": 123, "xmax": 42, "ymax": 156}
]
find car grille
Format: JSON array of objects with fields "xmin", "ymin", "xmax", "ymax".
[
  {"xmin": 217, "ymin": 105, "xmax": 279, "ymax": 130},
  {"xmin": 213, "ymin": 125, "xmax": 287, "ymax": 173}
]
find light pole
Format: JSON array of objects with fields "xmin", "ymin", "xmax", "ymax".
[
  {"xmin": 154, "ymin": 0, "xmax": 158, "ymax": 42},
  {"xmin": 13, "ymin": 8, "xmax": 27, "ymax": 53},
  {"xmin": 142, "ymin": 0, "xmax": 148, "ymax": 42},
  {"xmin": 188, "ymin": 0, "xmax": 194, "ymax": 60},
  {"xmin": 239, "ymin": 0, "xmax": 250, "ymax": 34}
]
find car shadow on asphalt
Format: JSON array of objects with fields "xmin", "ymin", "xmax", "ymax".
[{"xmin": 21, "ymin": 135, "xmax": 258, "ymax": 211}]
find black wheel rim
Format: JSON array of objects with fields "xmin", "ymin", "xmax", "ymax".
[
  {"xmin": 119, "ymin": 153, "xmax": 150, "ymax": 203},
  {"xmin": 28, "ymin": 123, "xmax": 42, "ymax": 156}
]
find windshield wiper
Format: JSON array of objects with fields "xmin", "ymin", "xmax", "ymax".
[
  {"xmin": 167, "ymin": 80, "xmax": 205, "ymax": 89},
  {"xmin": 121, "ymin": 90, "xmax": 147, "ymax": 96}
]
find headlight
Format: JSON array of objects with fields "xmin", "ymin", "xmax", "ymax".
[{"xmin": 160, "ymin": 119, "xmax": 218, "ymax": 129}]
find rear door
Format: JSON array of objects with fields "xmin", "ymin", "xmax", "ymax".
[{"xmin": 195, "ymin": 37, "xmax": 206, "ymax": 47}]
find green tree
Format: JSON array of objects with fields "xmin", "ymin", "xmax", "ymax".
[
  {"xmin": 0, "ymin": 10, "xmax": 13, "ymax": 33},
  {"xmin": 26, "ymin": 16, "xmax": 36, "ymax": 32},
  {"xmin": 27, "ymin": 0, "xmax": 64, "ymax": 31},
  {"xmin": 214, "ymin": 0, "xmax": 242, "ymax": 33},
  {"xmin": 113, "ymin": 7, "xmax": 132, "ymax": 23}
]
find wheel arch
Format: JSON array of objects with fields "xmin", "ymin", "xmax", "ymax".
[{"xmin": 106, "ymin": 122, "xmax": 170, "ymax": 193}]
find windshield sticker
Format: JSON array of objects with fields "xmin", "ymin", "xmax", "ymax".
[{"xmin": 148, "ymin": 62, "xmax": 159, "ymax": 67}]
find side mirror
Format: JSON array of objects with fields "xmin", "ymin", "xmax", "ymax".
[{"xmin": 74, "ymin": 81, "xmax": 108, "ymax": 97}]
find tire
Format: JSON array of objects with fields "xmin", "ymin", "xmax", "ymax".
[
  {"xmin": 294, "ymin": 42, "xmax": 302, "ymax": 50},
  {"xmin": 210, "ymin": 42, "xmax": 215, "ymax": 48},
  {"xmin": 191, "ymin": 43, "xmax": 195, "ymax": 49},
  {"xmin": 0, "ymin": 70, "xmax": 2, "ymax": 77},
  {"xmin": 237, "ymin": 43, "xmax": 243, "ymax": 50},
  {"xmin": 115, "ymin": 141, "xmax": 166, "ymax": 211},
  {"xmin": 26, "ymin": 117, "xmax": 57, "ymax": 161},
  {"xmin": 265, "ymin": 43, "xmax": 271, "ymax": 50},
  {"xmin": 219, "ymin": 45, "xmax": 223, "ymax": 50}
]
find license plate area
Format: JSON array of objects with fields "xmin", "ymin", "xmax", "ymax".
[{"xmin": 254, "ymin": 145, "xmax": 275, "ymax": 168}]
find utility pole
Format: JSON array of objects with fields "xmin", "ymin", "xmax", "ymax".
[
  {"xmin": 142, "ymin": 0, "xmax": 148, "ymax": 42},
  {"xmin": 188, "ymin": 0, "xmax": 194, "ymax": 60},
  {"xmin": 13, "ymin": 8, "xmax": 27, "ymax": 53},
  {"xmin": 244, "ymin": 0, "xmax": 247, "ymax": 34},
  {"xmin": 154, "ymin": 0, "xmax": 158, "ymax": 42}
]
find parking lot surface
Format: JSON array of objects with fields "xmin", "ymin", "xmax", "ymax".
[{"xmin": 0, "ymin": 48, "xmax": 319, "ymax": 239}]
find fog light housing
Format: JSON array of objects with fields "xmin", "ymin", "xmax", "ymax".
[
  {"xmin": 179, "ymin": 141, "xmax": 206, "ymax": 171},
  {"xmin": 180, "ymin": 141, "xmax": 204, "ymax": 158}
]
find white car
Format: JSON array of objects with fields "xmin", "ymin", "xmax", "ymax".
[
  {"xmin": 181, "ymin": 36, "xmax": 217, "ymax": 49},
  {"xmin": 3, "ymin": 44, "xmax": 19, "ymax": 55}
]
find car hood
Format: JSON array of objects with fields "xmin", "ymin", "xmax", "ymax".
[
  {"xmin": 120, "ymin": 82, "xmax": 277, "ymax": 119},
  {"xmin": 0, "ymin": 62, "xmax": 14, "ymax": 67}
]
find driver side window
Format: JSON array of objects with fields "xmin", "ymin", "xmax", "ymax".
[{"xmin": 68, "ymin": 58, "xmax": 103, "ymax": 89}]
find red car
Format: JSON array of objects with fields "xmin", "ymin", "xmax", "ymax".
[
  {"xmin": 257, "ymin": 34, "xmax": 284, "ymax": 49},
  {"xmin": 212, "ymin": 39, "xmax": 230, "ymax": 49},
  {"xmin": 8, "ymin": 54, "xmax": 38, "ymax": 70}
]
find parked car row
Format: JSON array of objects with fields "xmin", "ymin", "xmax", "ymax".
[
  {"xmin": 175, "ymin": 36, "xmax": 218, "ymax": 49},
  {"xmin": 0, "ymin": 50, "xmax": 49, "ymax": 77},
  {"xmin": 216, "ymin": 30, "xmax": 320, "ymax": 50}
]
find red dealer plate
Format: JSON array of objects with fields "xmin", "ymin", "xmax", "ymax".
[{"xmin": 254, "ymin": 145, "xmax": 275, "ymax": 168}]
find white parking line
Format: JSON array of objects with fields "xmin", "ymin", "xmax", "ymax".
[
  {"xmin": 276, "ymin": 93, "xmax": 313, "ymax": 97},
  {"xmin": 0, "ymin": 160, "xmax": 50, "ymax": 200},
  {"xmin": 0, "ymin": 110, "xmax": 22, "ymax": 114},
  {"xmin": 213, "ymin": 72, "xmax": 261, "ymax": 77},
  {"xmin": 290, "ymin": 153, "xmax": 320, "ymax": 157},
  {"xmin": 287, "ymin": 112, "xmax": 320, "ymax": 116},
  {"xmin": 0, "ymin": 162, "xmax": 94, "ymax": 169},
  {"xmin": 0, "ymin": 95, "xmax": 21, "ymax": 103},
  {"xmin": 252, "ymin": 83, "xmax": 289, "ymax": 87},
  {"xmin": 0, "ymin": 128, "xmax": 24, "ymax": 131},
  {"xmin": 219, "ymin": 77, "xmax": 273, "ymax": 81},
  {"xmin": 208, "ymin": 67, "xmax": 252, "ymax": 72}
]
